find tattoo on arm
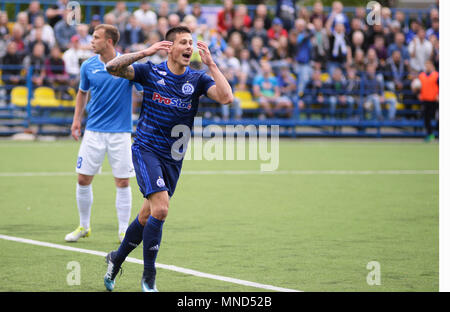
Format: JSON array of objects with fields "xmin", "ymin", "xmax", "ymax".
[{"xmin": 106, "ymin": 52, "xmax": 145, "ymax": 80}]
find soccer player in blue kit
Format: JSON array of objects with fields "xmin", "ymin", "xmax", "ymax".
[{"xmin": 103, "ymin": 26, "xmax": 234, "ymax": 292}]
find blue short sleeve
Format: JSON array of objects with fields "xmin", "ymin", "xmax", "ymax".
[
  {"xmin": 79, "ymin": 62, "xmax": 90, "ymax": 92},
  {"xmin": 132, "ymin": 62, "xmax": 150, "ymax": 85},
  {"xmin": 200, "ymin": 73, "xmax": 216, "ymax": 97}
]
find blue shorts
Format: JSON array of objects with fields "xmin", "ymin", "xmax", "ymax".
[{"xmin": 132, "ymin": 144, "xmax": 182, "ymax": 198}]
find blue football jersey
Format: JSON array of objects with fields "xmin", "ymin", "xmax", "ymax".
[
  {"xmin": 131, "ymin": 60, "xmax": 215, "ymax": 163},
  {"xmin": 79, "ymin": 54, "xmax": 142, "ymax": 133}
]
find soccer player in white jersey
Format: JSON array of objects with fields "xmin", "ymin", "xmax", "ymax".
[{"xmin": 65, "ymin": 24, "xmax": 142, "ymax": 243}]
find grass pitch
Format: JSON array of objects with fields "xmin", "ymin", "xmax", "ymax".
[{"xmin": 0, "ymin": 139, "xmax": 438, "ymax": 292}]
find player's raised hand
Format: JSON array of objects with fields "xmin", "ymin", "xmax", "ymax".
[
  {"xmin": 143, "ymin": 41, "xmax": 173, "ymax": 57},
  {"xmin": 197, "ymin": 41, "xmax": 214, "ymax": 66},
  {"xmin": 71, "ymin": 119, "xmax": 81, "ymax": 141}
]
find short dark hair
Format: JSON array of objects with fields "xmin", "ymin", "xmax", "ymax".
[
  {"xmin": 94, "ymin": 24, "xmax": 120, "ymax": 46},
  {"xmin": 165, "ymin": 26, "xmax": 191, "ymax": 42}
]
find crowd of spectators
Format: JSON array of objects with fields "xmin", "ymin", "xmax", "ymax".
[{"xmin": 0, "ymin": 0, "xmax": 440, "ymax": 127}]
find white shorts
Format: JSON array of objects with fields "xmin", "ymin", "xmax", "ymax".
[{"xmin": 76, "ymin": 130, "xmax": 135, "ymax": 178}]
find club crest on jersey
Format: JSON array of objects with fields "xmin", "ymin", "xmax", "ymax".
[
  {"xmin": 152, "ymin": 92, "xmax": 192, "ymax": 110},
  {"xmin": 156, "ymin": 176, "xmax": 165, "ymax": 188},
  {"xmin": 182, "ymin": 82, "xmax": 194, "ymax": 95}
]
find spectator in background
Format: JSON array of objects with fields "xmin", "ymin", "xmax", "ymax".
[
  {"xmin": 345, "ymin": 66, "xmax": 360, "ymax": 114},
  {"xmin": 366, "ymin": 48, "xmax": 382, "ymax": 75},
  {"xmin": 54, "ymin": 9, "xmax": 77, "ymax": 51},
  {"xmin": 327, "ymin": 22, "xmax": 350, "ymax": 75},
  {"xmin": 247, "ymin": 17, "xmax": 268, "ymax": 46},
  {"xmin": 208, "ymin": 29, "xmax": 227, "ymax": 60},
  {"xmin": 384, "ymin": 49, "xmax": 406, "ymax": 93},
  {"xmin": 27, "ymin": 1, "xmax": 43, "ymax": 26},
  {"xmin": 62, "ymin": 35, "xmax": 83, "ymax": 89},
  {"xmin": 175, "ymin": 0, "xmax": 190, "ymax": 22},
  {"xmin": 23, "ymin": 42, "xmax": 47, "ymax": 87},
  {"xmin": 353, "ymin": 6, "xmax": 367, "ymax": 32},
  {"xmin": 349, "ymin": 17, "xmax": 364, "ymax": 44},
  {"xmin": 408, "ymin": 26, "xmax": 432, "ymax": 73},
  {"xmin": 16, "ymin": 12, "xmax": 32, "ymax": 39},
  {"xmin": 352, "ymin": 48, "xmax": 366, "ymax": 73},
  {"xmin": 253, "ymin": 60, "xmax": 292, "ymax": 118},
  {"xmin": 103, "ymin": 13, "xmax": 117, "ymax": 27},
  {"xmin": 10, "ymin": 24, "xmax": 26, "ymax": 56},
  {"xmin": 380, "ymin": 7, "xmax": 392, "ymax": 30},
  {"xmin": 217, "ymin": 0, "xmax": 234, "ymax": 36},
  {"xmin": 45, "ymin": 0, "xmax": 68, "ymax": 27},
  {"xmin": 192, "ymin": 2, "xmax": 208, "ymax": 27},
  {"xmin": 237, "ymin": 48, "xmax": 253, "ymax": 79},
  {"xmin": 121, "ymin": 15, "xmax": 145, "ymax": 50},
  {"xmin": 77, "ymin": 24, "xmax": 93, "ymax": 51},
  {"xmin": 394, "ymin": 10, "xmax": 407, "ymax": 34},
  {"xmin": 248, "ymin": 36, "xmax": 267, "ymax": 73},
  {"xmin": 294, "ymin": 18, "xmax": 312, "ymax": 95},
  {"xmin": 426, "ymin": 7, "xmax": 439, "ymax": 29},
  {"xmin": 109, "ymin": 1, "xmax": 131, "ymax": 32},
  {"xmin": 252, "ymin": 3, "xmax": 271, "ymax": 30},
  {"xmin": 45, "ymin": 45, "xmax": 70, "ymax": 98},
  {"xmin": 133, "ymin": 1, "xmax": 157, "ymax": 32},
  {"xmin": 276, "ymin": 63, "xmax": 296, "ymax": 116},
  {"xmin": 417, "ymin": 60, "xmax": 439, "ymax": 141},
  {"xmin": 429, "ymin": 34, "xmax": 439, "ymax": 70},
  {"xmin": 387, "ymin": 32, "xmax": 409, "ymax": 65},
  {"xmin": 168, "ymin": 13, "xmax": 181, "ymax": 28},
  {"xmin": 234, "ymin": 5, "xmax": 252, "ymax": 30},
  {"xmin": 361, "ymin": 63, "xmax": 396, "ymax": 120},
  {"xmin": 157, "ymin": 1, "xmax": 171, "ymax": 20},
  {"xmin": 267, "ymin": 18, "xmax": 288, "ymax": 50},
  {"xmin": 0, "ymin": 11, "xmax": 9, "ymax": 41},
  {"xmin": 1, "ymin": 41, "xmax": 25, "ymax": 95},
  {"xmin": 0, "ymin": 12, "xmax": 8, "ymax": 59},
  {"xmin": 237, "ymin": 49, "xmax": 260, "ymax": 83},
  {"xmin": 302, "ymin": 69, "xmax": 326, "ymax": 119},
  {"xmin": 349, "ymin": 30, "xmax": 365, "ymax": 57},
  {"xmin": 405, "ymin": 19, "xmax": 420, "ymax": 44},
  {"xmin": 220, "ymin": 65, "xmax": 242, "ymax": 120},
  {"xmin": 327, "ymin": 67, "xmax": 354, "ymax": 119},
  {"xmin": 88, "ymin": 15, "xmax": 102, "ymax": 35},
  {"xmin": 371, "ymin": 35, "xmax": 388, "ymax": 66},
  {"xmin": 227, "ymin": 11, "xmax": 248, "ymax": 44},
  {"xmin": 426, "ymin": 18, "xmax": 439, "ymax": 40},
  {"xmin": 297, "ymin": 6, "xmax": 310, "ymax": 25},
  {"xmin": 29, "ymin": 15, "xmax": 56, "ymax": 48},
  {"xmin": 310, "ymin": 1, "xmax": 326, "ymax": 24},
  {"xmin": 272, "ymin": 36, "xmax": 293, "ymax": 66},
  {"xmin": 226, "ymin": 31, "xmax": 245, "ymax": 60},
  {"xmin": 182, "ymin": 15, "xmax": 203, "ymax": 66},
  {"xmin": 26, "ymin": 28, "xmax": 50, "ymax": 56},
  {"xmin": 145, "ymin": 32, "xmax": 167, "ymax": 65},
  {"xmin": 154, "ymin": 17, "xmax": 169, "ymax": 41},
  {"xmin": 326, "ymin": 1, "xmax": 350, "ymax": 34},
  {"xmin": 276, "ymin": 0, "xmax": 297, "ymax": 31},
  {"xmin": 365, "ymin": 23, "xmax": 383, "ymax": 47},
  {"xmin": 385, "ymin": 19, "xmax": 400, "ymax": 46}
]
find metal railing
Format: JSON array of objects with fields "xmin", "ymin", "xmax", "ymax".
[{"xmin": 0, "ymin": 61, "xmax": 436, "ymax": 138}]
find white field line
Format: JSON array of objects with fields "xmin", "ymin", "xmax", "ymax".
[
  {"xmin": 0, "ymin": 170, "xmax": 439, "ymax": 177},
  {"xmin": 0, "ymin": 234, "xmax": 301, "ymax": 292}
]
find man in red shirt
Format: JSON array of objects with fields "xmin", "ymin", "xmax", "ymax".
[
  {"xmin": 217, "ymin": 0, "xmax": 234, "ymax": 36},
  {"xmin": 267, "ymin": 17, "xmax": 288, "ymax": 50}
]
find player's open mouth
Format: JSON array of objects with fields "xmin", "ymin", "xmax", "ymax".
[{"xmin": 182, "ymin": 53, "xmax": 191, "ymax": 60}]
